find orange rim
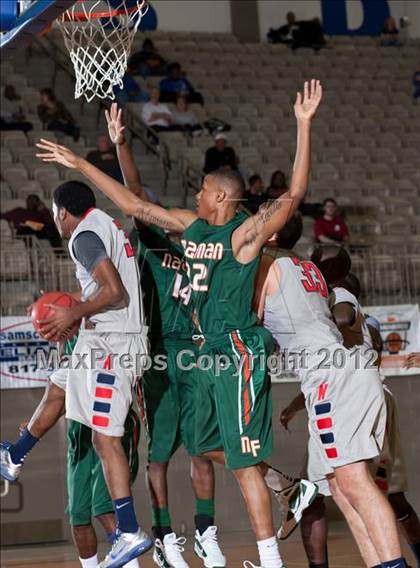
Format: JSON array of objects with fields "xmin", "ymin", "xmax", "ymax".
[{"xmin": 59, "ymin": 0, "xmax": 147, "ymax": 22}]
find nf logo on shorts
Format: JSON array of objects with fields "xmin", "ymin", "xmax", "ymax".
[
  {"xmin": 92, "ymin": 372, "xmax": 115, "ymax": 428},
  {"xmin": 241, "ymin": 436, "xmax": 261, "ymax": 457},
  {"xmin": 314, "ymin": 398, "xmax": 338, "ymax": 460}
]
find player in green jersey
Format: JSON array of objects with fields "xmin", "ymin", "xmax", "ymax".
[
  {"xmin": 107, "ymin": 109, "xmax": 226, "ymax": 568},
  {"xmin": 36, "ymin": 79, "xmax": 322, "ymax": 568}
]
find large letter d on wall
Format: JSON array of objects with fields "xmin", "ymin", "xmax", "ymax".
[{"xmin": 321, "ymin": 0, "xmax": 390, "ymax": 36}]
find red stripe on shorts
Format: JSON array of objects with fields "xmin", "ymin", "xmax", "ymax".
[
  {"xmin": 317, "ymin": 417, "xmax": 332, "ymax": 430},
  {"xmin": 92, "ymin": 415, "xmax": 109, "ymax": 427},
  {"xmin": 231, "ymin": 331, "xmax": 252, "ymax": 427},
  {"xmin": 95, "ymin": 387, "xmax": 113, "ymax": 399},
  {"xmin": 325, "ymin": 447, "xmax": 338, "ymax": 459}
]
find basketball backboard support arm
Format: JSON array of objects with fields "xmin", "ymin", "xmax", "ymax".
[{"xmin": 0, "ymin": 0, "xmax": 75, "ymax": 59}]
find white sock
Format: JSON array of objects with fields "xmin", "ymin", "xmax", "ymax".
[
  {"xmin": 124, "ymin": 560, "xmax": 140, "ymax": 567},
  {"xmin": 257, "ymin": 536, "xmax": 283, "ymax": 568},
  {"xmin": 79, "ymin": 554, "xmax": 98, "ymax": 568},
  {"xmin": 264, "ymin": 466, "xmax": 296, "ymax": 492}
]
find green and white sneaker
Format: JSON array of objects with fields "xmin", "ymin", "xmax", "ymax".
[
  {"xmin": 153, "ymin": 533, "xmax": 190, "ymax": 568},
  {"xmin": 194, "ymin": 526, "xmax": 226, "ymax": 567},
  {"xmin": 275, "ymin": 479, "xmax": 318, "ymax": 540}
]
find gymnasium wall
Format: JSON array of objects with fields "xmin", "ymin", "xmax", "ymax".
[
  {"xmin": 147, "ymin": 0, "xmax": 420, "ymax": 39},
  {"xmin": 150, "ymin": 0, "xmax": 232, "ymax": 33}
]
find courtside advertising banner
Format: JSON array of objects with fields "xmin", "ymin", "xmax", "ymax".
[
  {"xmin": 364, "ymin": 304, "xmax": 420, "ymax": 376},
  {"xmin": 0, "ymin": 316, "xmax": 53, "ymax": 389}
]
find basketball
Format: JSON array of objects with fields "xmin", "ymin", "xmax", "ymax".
[{"xmin": 31, "ymin": 292, "xmax": 80, "ymax": 341}]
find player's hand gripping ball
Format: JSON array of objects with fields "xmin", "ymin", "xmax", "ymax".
[{"xmin": 31, "ymin": 292, "xmax": 81, "ymax": 342}]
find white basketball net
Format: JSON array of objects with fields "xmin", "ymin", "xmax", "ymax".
[{"xmin": 57, "ymin": 0, "xmax": 148, "ymax": 102}]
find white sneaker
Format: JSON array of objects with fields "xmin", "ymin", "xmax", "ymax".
[
  {"xmin": 194, "ymin": 526, "xmax": 226, "ymax": 567},
  {"xmin": 153, "ymin": 533, "xmax": 190, "ymax": 568},
  {"xmin": 99, "ymin": 528, "xmax": 153, "ymax": 568},
  {"xmin": 243, "ymin": 562, "xmax": 286, "ymax": 568},
  {"xmin": 275, "ymin": 479, "xmax": 318, "ymax": 540},
  {"xmin": 0, "ymin": 442, "xmax": 22, "ymax": 482}
]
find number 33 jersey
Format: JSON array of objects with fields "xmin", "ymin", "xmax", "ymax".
[
  {"xmin": 263, "ymin": 256, "xmax": 342, "ymax": 354},
  {"xmin": 68, "ymin": 208, "xmax": 144, "ymax": 333},
  {"xmin": 181, "ymin": 212, "xmax": 259, "ymax": 344}
]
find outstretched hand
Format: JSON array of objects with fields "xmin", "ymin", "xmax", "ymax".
[
  {"xmin": 35, "ymin": 139, "xmax": 78, "ymax": 169},
  {"xmin": 105, "ymin": 102, "xmax": 125, "ymax": 146},
  {"xmin": 294, "ymin": 79, "xmax": 322, "ymax": 122}
]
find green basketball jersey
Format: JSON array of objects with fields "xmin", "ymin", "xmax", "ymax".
[
  {"xmin": 181, "ymin": 212, "xmax": 259, "ymax": 344},
  {"xmin": 136, "ymin": 224, "xmax": 193, "ymax": 343}
]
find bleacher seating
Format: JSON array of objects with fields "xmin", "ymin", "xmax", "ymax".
[{"xmin": 1, "ymin": 31, "xmax": 419, "ymax": 313}]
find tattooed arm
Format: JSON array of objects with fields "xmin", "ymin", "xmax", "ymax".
[
  {"xmin": 36, "ymin": 139, "xmax": 197, "ymax": 232},
  {"xmin": 232, "ymin": 79, "xmax": 322, "ymax": 264}
]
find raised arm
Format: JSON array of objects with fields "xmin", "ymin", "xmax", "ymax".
[
  {"xmin": 105, "ymin": 103, "xmax": 146, "ymax": 200},
  {"xmin": 36, "ymin": 139, "xmax": 197, "ymax": 233},
  {"xmin": 232, "ymin": 79, "xmax": 322, "ymax": 264}
]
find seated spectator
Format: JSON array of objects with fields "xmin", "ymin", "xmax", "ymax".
[
  {"xmin": 203, "ymin": 134, "xmax": 238, "ymax": 174},
  {"xmin": 267, "ymin": 11, "xmax": 299, "ymax": 45},
  {"xmin": 86, "ymin": 135, "xmax": 123, "ymax": 183},
  {"xmin": 268, "ymin": 12, "xmax": 326, "ymax": 50},
  {"xmin": 413, "ymin": 70, "xmax": 420, "ymax": 101},
  {"xmin": 0, "ymin": 85, "xmax": 33, "ymax": 133},
  {"xmin": 159, "ymin": 62, "xmax": 204, "ymax": 105},
  {"xmin": 380, "ymin": 17, "xmax": 401, "ymax": 46},
  {"xmin": 267, "ymin": 170, "xmax": 288, "ymax": 199},
  {"xmin": 314, "ymin": 198, "xmax": 349, "ymax": 244},
  {"xmin": 37, "ymin": 88, "xmax": 80, "ymax": 141},
  {"xmin": 172, "ymin": 95, "xmax": 202, "ymax": 135},
  {"xmin": 113, "ymin": 68, "xmax": 149, "ymax": 105},
  {"xmin": 141, "ymin": 87, "xmax": 181, "ymax": 135},
  {"xmin": 129, "ymin": 38, "xmax": 167, "ymax": 77},
  {"xmin": 243, "ymin": 175, "xmax": 267, "ymax": 213},
  {"xmin": 0, "ymin": 194, "xmax": 61, "ymax": 247}
]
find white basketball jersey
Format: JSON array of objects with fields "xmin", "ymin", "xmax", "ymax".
[
  {"xmin": 332, "ymin": 287, "xmax": 373, "ymax": 351},
  {"xmin": 263, "ymin": 256, "xmax": 342, "ymax": 353},
  {"xmin": 68, "ymin": 208, "xmax": 144, "ymax": 333}
]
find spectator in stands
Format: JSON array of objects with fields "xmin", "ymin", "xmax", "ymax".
[
  {"xmin": 159, "ymin": 62, "xmax": 204, "ymax": 105},
  {"xmin": 203, "ymin": 133, "xmax": 238, "ymax": 174},
  {"xmin": 267, "ymin": 169, "xmax": 288, "ymax": 199},
  {"xmin": 380, "ymin": 17, "xmax": 401, "ymax": 46},
  {"xmin": 129, "ymin": 38, "xmax": 167, "ymax": 77},
  {"xmin": 268, "ymin": 11, "xmax": 326, "ymax": 50},
  {"xmin": 413, "ymin": 70, "xmax": 420, "ymax": 101},
  {"xmin": 314, "ymin": 198, "xmax": 349, "ymax": 245},
  {"xmin": 171, "ymin": 95, "xmax": 202, "ymax": 135},
  {"xmin": 113, "ymin": 68, "xmax": 149, "ymax": 105},
  {"xmin": 141, "ymin": 87, "xmax": 180, "ymax": 135},
  {"xmin": 0, "ymin": 194, "xmax": 61, "ymax": 247},
  {"xmin": 37, "ymin": 88, "xmax": 80, "ymax": 141},
  {"xmin": 0, "ymin": 85, "xmax": 33, "ymax": 133},
  {"xmin": 86, "ymin": 135, "xmax": 123, "ymax": 183},
  {"xmin": 243, "ymin": 175, "xmax": 267, "ymax": 213}
]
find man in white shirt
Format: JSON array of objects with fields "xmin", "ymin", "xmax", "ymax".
[{"xmin": 141, "ymin": 87, "xmax": 174, "ymax": 130}]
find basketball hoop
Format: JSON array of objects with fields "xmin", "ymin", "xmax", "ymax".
[{"xmin": 57, "ymin": 0, "xmax": 149, "ymax": 102}]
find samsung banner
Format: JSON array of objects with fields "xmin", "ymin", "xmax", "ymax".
[{"xmin": 0, "ymin": 316, "xmax": 53, "ymax": 389}]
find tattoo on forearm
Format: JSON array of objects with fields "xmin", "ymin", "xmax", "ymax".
[
  {"xmin": 244, "ymin": 197, "xmax": 295, "ymax": 245},
  {"xmin": 134, "ymin": 204, "xmax": 175, "ymax": 231}
]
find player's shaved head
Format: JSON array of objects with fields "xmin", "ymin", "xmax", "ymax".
[
  {"xmin": 311, "ymin": 245, "xmax": 351, "ymax": 285},
  {"xmin": 208, "ymin": 169, "xmax": 245, "ymax": 201},
  {"xmin": 334, "ymin": 272, "xmax": 361, "ymax": 298},
  {"xmin": 275, "ymin": 212, "xmax": 303, "ymax": 249}
]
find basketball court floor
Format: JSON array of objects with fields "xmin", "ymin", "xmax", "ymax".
[{"xmin": 1, "ymin": 524, "xmax": 416, "ymax": 567}]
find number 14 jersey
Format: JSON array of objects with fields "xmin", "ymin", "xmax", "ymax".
[{"xmin": 263, "ymin": 256, "xmax": 342, "ymax": 354}]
